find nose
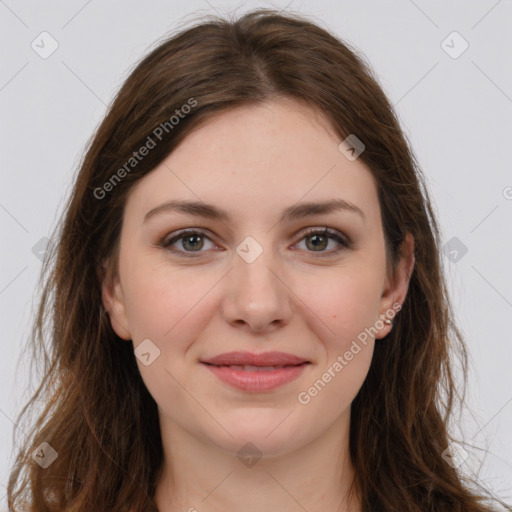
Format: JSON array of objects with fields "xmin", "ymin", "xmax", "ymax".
[{"xmin": 220, "ymin": 243, "xmax": 293, "ymax": 334}]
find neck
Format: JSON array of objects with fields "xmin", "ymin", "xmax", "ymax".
[{"xmin": 153, "ymin": 409, "xmax": 361, "ymax": 512}]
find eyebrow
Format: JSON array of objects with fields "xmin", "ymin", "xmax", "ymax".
[{"xmin": 143, "ymin": 198, "xmax": 366, "ymax": 223}]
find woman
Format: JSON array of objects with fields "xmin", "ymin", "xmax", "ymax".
[{"xmin": 7, "ymin": 8, "xmax": 511, "ymax": 512}]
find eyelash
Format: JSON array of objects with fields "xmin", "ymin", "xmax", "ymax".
[{"xmin": 158, "ymin": 227, "xmax": 352, "ymax": 258}]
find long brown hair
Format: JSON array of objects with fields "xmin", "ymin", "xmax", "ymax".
[{"xmin": 8, "ymin": 8, "xmax": 511, "ymax": 511}]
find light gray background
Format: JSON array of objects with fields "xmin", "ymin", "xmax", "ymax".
[{"xmin": 1, "ymin": 0, "xmax": 511, "ymax": 506}]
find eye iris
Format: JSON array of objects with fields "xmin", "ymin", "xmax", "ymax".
[
  {"xmin": 182, "ymin": 234, "xmax": 204, "ymax": 251},
  {"xmin": 306, "ymin": 233, "xmax": 327, "ymax": 251}
]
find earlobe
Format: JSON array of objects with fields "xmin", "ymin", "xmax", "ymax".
[{"xmin": 101, "ymin": 263, "xmax": 132, "ymax": 340}]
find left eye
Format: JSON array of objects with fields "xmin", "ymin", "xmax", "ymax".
[
  {"xmin": 296, "ymin": 228, "xmax": 350, "ymax": 254},
  {"xmin": 160, "ymin": 227, "xmax": 350, "ymax": 257}
]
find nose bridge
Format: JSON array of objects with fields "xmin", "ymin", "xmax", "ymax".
[
  {"xmin": 221, "ymin": 233, "xmax": 292, "ymax": 331},
  {"xmin": 233, "ymin": 233, "xmax": 283, "ymax": 301}
]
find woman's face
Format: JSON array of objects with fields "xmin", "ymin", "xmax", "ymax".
[{"xmin": 103, "ymin": 99, "xmax": 412, "ymax": 457}]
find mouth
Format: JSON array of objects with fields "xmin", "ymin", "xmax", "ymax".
[
  {"xmin": 202, "ymin": 363, "xmax": 309, "ymax": 371},
  {"xmin": 200, "ymin": 350, "xmax": 310, "ymax": 367},
  {"xmin": 200, "ymin": 351, "xmax": 311, "ymax": 392}
]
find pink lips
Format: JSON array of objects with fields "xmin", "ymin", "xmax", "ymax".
[{"xmin": 200, "ymin": 351, "xmax": 310, "ymax": 392}]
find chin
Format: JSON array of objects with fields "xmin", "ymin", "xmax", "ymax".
[{"xmin": 210, "ymin": 407, "xmax": 305, "ymax": 456}]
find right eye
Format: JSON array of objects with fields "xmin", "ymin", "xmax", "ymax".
[{"xmin": 160, "ymin": 229, "xmax": 218, "ymax": 257}]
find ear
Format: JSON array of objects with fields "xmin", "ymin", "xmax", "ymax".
[
  {"xmin": 101, "ymin": 260, "xmax": 132, "ymax": 340},
  {"xmin": 376, "ymin": 232, "xmax": 415, "ymax": 339}
]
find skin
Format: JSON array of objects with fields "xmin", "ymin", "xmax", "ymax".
[{"xmin": 102, "ymin": 98, "xmax": 415, "ymax": 512}]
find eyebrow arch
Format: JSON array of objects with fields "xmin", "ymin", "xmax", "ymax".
[{"xmin": 143, "ymin": 198, "xmax": 366, "ymax": 223}]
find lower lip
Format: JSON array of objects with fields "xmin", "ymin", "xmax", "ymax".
[{"xmin": 202, "ymin": 363, "xmax": 309, "ymax": 392}]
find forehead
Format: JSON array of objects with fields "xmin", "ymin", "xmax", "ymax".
[{"xmin": 124, "ymin": 99, "xmax": 381, "ymax": 227}]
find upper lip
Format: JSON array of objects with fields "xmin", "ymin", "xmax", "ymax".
[{"xmin": 200, "ymin": 351, "xmax": 310, "ymax": 366}]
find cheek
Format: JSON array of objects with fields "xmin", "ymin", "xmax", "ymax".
[
  {"xmin": 295, "ymin": 271, "xmax": 379, "ymax": 413},
  {"xmin": 299, "ymin": 262, "xmax": 384, "ymax": 342},
  {"xmin": 294, "ymin": 261, "xmax": 382, "ymax": 397},
  {"xmin": 297, "ymin": 341, "xmax": 373, "ymax": 422},
  {"xmin": 121, "ymin": 265, "xmax": 216, "ymax": 403},
  {"xmin": 121, "ymin": 261, "xmax": 215, "ymax": 345}
]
